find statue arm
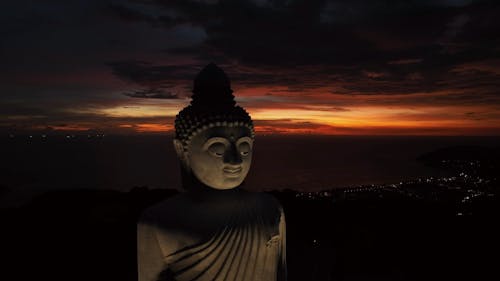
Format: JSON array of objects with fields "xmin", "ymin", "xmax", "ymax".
[
  {"xmin": 137, "ymin": 213, "xmax": 167, "ymax": 281},
  {"xmin": 278, "ymin": 207, "xmax": 287, "ymax": 281}
]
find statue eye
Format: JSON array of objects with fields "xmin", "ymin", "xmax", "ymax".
[
  {"xmin": 238, "ymin": 142, "xmax": 251, "ymax": 156},
  {"xmin": 207, "ymin": 142, "xmax": 226, "ymax": 157}
]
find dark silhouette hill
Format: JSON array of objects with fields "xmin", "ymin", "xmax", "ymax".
[{"xmin": 1, "ymin": 182, "xmax": 499, "ymax": 281}]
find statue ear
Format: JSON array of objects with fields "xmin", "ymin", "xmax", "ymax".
[
  {"xmin": 173, "ymin": 139, "xmax": 189, "ymax": 167},
  {"xmin": 173, "ymin": 139, "xmax": 184, "ymax": 157}
]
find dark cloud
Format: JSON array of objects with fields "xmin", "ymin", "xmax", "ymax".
[
  {"xmin": 136, "ymin": 0, "xmax": 491, "ymax": 65},
  {"xmin": 107, "ymin": 3, "xmax": 153, "ymax": 22},
  {"xmin": 104, "ymin": 0, "xmax": 500, "ymax": 100},
  {"xmin": 2, "ymin": 0, "xmax": 500, "ymax": 134},
  {"xmin": 104, "ymin": 2, "xmax": 185, "ymax": 27},
  {"xmin": 123, "ymin": 88, "xmax": 180, "ymax": 99},
  {"xmin": 107, "ymin": 61, "xmax": 186, "ymax": 85},
  {"xmin": 106, "ymin": 60, "xmax": 198, "ymax": 91}
]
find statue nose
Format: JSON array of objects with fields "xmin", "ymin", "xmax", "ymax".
[{"xmin": 224, "ymin": 142, "xmax": 242, "ymax": 165}]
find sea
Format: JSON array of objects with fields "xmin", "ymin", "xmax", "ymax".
[{"xmin": 1, "ymin": 134, "xmax": 499, "ymax": 207}]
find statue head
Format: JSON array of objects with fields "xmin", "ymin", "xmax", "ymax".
[{"xmin": 173, "ymin": 63, "xmax": 255, "ymax": 190}]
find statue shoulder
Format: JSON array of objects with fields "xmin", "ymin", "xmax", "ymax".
[
  {"xmin": 138, "ymin": 193, "xmax": 191, "ymax": 226},
  {"xmin": 247, "ymin": 191, "xmax": 284, "ymax": 222},
  {"xmin": 254, "ymin": 191, "xmax": 283, "ymax": 209}
]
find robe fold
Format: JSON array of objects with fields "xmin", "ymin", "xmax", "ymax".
[{"xmin": 137, "ymin": 189, "xmax": 286, "ymax": 281}]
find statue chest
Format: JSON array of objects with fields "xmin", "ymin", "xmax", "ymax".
[
  {"xmin": 161, "ymin": 219, "xmax": 281, "ymax": 281},
  {"xmin": 154, "ymin": 196, "xmax": 282, "ymax": 281}
]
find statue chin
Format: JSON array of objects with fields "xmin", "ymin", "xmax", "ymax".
[
  {"xmin": 189, "ymin": 161, "xmax": 250, "ymax": 190},
  {"xmin": 198, "ymin": 176, "xmax": 244, "ymax": 190}
]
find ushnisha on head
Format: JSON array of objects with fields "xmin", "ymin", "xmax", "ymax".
[{"xmin": 173, "ymin": 63, "xmax": 255, "ymax": 190}]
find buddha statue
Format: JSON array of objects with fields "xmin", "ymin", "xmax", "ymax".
[{"xmin": 137, "ymin": 63, "xmax": 287, "ymax": 281}]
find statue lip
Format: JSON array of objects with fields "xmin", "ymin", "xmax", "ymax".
[{"xmin": 223, "ymin": 166, "xmax": 242, "ymax": 176}]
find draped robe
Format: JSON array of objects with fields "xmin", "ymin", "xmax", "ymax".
[{"xmin": 137, "ymin": 189, "xmax": 286, "ymax": 281}]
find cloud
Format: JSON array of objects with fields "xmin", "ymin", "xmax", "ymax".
[
  {"xmin": 3, "ymin": 0, "xmax": 500, "ymax": 135},
  {"xmin": 254, "ymin": 119, "xmax": 335, "ymax": 134},
  {"xmin": 105, "ymin": 3, "xmax": 160, "ymax": 24},
  {"xmin": 106, "ymin": 60, "xmax": 198, "ymax": 94},
  {"xmin": 123, "ymin": 89, "xmax": 180, "ymax": 99},
  {"xmin": 387, "ymin": 58, "xmax": 423, "ymax": 65},
  {"xmin": 102, "ymin": 0, "xmax": 500, "ymax": 103},
  {"xmin": 0, "ymin": 104, "xmax": 177, "ymax": 134}
]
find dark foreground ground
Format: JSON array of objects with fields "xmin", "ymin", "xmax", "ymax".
[
  {"xmin": 1, "ymin": 176, "xmax": 499, "ymax": 281},
  {"xmin": 1, "ymin": 145, "xmax": 499, "ymax": 281}
]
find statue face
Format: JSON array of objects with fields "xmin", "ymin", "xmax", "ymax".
[{"xmin": 178, "ymin": 126, "xmax": 253, "ymax": 190}]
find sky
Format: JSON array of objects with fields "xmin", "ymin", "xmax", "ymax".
[{"xmin": 1, "ymin": 0, "xmax": 500, "ymax": 135}]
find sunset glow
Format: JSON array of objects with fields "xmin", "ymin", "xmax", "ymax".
[
  {"xmin": 17, "ymin": 101, "xmax": 497, "ymax": 135},
  {"xmin": 2, "ymin": 0, "xmax": 500, "ymax": 136}
]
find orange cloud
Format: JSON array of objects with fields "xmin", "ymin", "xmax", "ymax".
[
  {"xmin": 135, "ymin": 123, "xmax": 172, "ymax": 133},
  {"xmin": 48, "ymin": 125, "xmax": 92, "ymax": 131}
]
